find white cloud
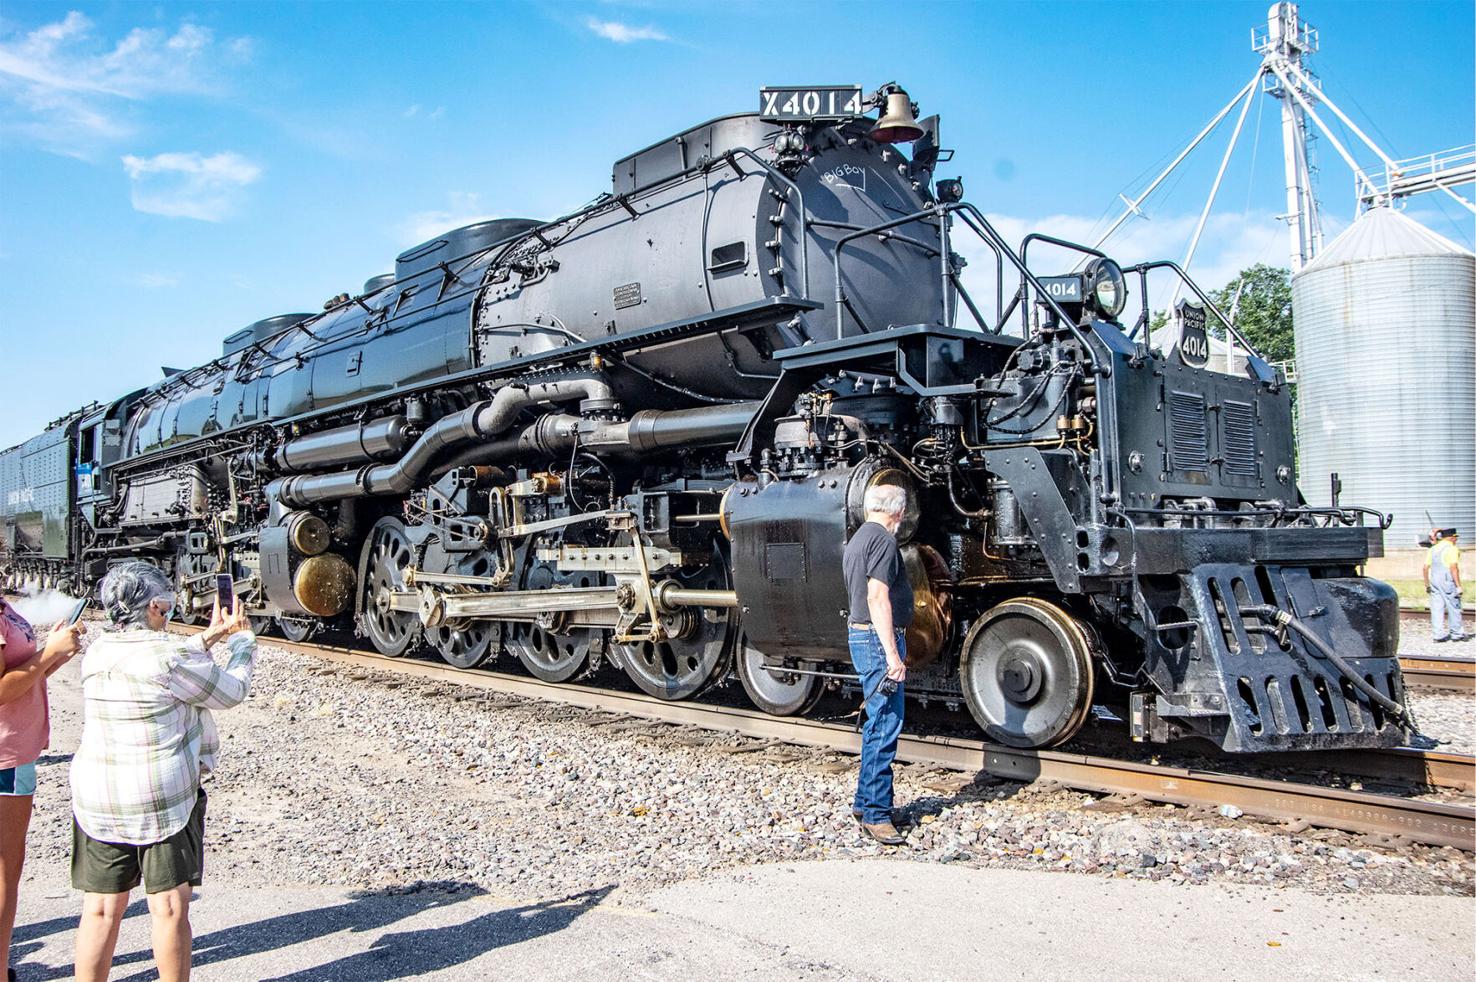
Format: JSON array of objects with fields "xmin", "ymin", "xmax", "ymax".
[
  {"xmin": 121, "ymin": 151, "xmax": 262, "ymax": 222},
  {"xmin": 398, "ymin": 191, "xmax": 498, "ymax": 246},
  {"xmin": 585, "ymin": 17, "xmax": 669, "ymax": 43},
  {"xmin": 402, "ymin": 104, "xmax": 421, "ymax": 118},
  {"xmin": 0, "ymin": 12, "xmax": 251, "ymax": 155},
  {"xmin": 135, "ymin": 272, "xmax": 180, "ymax": 288}
]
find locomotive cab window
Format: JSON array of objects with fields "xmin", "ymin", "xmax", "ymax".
[{"xmin": 78, "ymin": 424, "xmax": 97, "ymax": 465}]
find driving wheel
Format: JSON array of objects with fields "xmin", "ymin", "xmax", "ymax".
[
  {"xmin": 173, "ymin": 550, "xmax": 215, "ymax": 626},
  {"xmin": 614, "ymin": 538, "xmax": 735, "ymax": 701},
  {"xmin": 959, "ymin": 598, "xmax": 1096, "ymax": 748},
  {"xmin": 506, "ymin": 536, "xmax": 598, "ymax": 682},
  {"xmin": 421, "ymin": 540, "xmax": 498, "ymax": 669},
  {"xmin": 359, "ymin": 517, "xmax": 421, "ymax": 657}
]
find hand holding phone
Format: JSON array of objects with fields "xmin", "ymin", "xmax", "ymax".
[
  {"xmin": 66, "ymin": 598, "xmax": 88, "ymax": 626},
  {"xmin": 215, "ymin": 574, "xmax": 235, "ymax": 613},
  {"xmin": 44, "ymin": 617, "xmax": 86, "ymax": 660},
  {"xmin": 203, "ymin": 577, "xmax": 251, "ymax": 646}
]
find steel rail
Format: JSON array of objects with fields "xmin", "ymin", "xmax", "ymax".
[
  {"xmin": 174, "ymin": 626, "xmax": 1476, "ymax": 851},
  {"xmin": 1399, "ymin": 655, "xmax": 1476, "ymax": 694}
]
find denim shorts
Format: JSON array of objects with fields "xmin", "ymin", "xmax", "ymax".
[{"xmin": 0, "ymin": 761, "xmax": 38, "ymax": 796}]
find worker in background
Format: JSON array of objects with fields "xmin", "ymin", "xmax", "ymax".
[
  {"xmin": 1424, "ymin": 528, "xmax": 1467, "ymax": 643},
  {"xmin": 842, "ymin": 483, "xmax": 912, "ymax": 847}
]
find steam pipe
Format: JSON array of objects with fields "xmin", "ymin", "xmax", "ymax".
[
  {"xmin": 517, "ymin": 402, "xmax": 761, "ymax": 457},
  {"xmin": 269, "ymin": 377, "xmax": 612, "ymax": 507},
  {"xmin": 267, "ymin": 416, "xmax": 414, "ymax": 472},
  {"xmin": 269, "ymin": 388, "xmax": 756, "ymax": 507}
]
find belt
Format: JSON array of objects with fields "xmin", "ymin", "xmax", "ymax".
[{"xmin": 848, "ymin": 623, "xmax": 904, "ymax": 632}]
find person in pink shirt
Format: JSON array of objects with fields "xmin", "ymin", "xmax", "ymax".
[{"xmin": 1, "ymin": 597, "xmax": 84, "ymax": 982}]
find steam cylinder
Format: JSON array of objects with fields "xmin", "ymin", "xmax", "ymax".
[{"xmin": 1292, "ymin": 206, "xmax": 1476, "ymax": 546}]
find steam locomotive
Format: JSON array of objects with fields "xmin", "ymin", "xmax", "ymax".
[{"xmin": 1, "ymin": 83, "xmax": 1410, "ymax": 753}]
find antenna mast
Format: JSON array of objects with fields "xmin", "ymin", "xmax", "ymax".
[{"xmin": 1254, "ymin": 3, "xmax": 1323, "ymax": 273}]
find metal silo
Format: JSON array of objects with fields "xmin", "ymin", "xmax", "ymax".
[{"xmin": 1292, "ymin": 206, "xmax": 1476, "ymax": 549}]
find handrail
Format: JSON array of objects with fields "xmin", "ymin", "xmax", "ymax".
[
  {"xmin": 831, "ymin": 202, "xmax": 1102, "ymax": 373},
  {"xmin": 832, "ymin": 206, "xmax": 945, "ymax": 337},
  {"xmin": 951, "ymin": 209, "xmax": 1007, "ymax": 334},
  {"xmin": 1128, "ymin": 259, "xmax": 1264, "ymax": 360},
  {"xmin": 720, "ymin": 148, "xmax": 810, "ymax": 304},
  {"xmin": 998, "ymin": 233, "xmax": 1109, "ymax": 333}
]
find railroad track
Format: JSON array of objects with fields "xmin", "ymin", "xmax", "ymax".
[
  {"xmin": 174, "ymin": 624, "xmax": 1476, "ymax": 852},
  {"xmin": 1399, "ymin": 654, "xmax": 1476, "ymax": 693}
]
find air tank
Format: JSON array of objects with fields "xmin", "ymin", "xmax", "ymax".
[{"xmin": 1292, "ymin": 206, "xmax": 1476, "ymax": 546}]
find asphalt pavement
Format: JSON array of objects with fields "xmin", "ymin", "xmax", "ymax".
[{"xmin": 14, "ymin": 859, "xmax": 1472, "ymax": 980}]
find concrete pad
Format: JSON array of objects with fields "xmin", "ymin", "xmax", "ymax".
[
  {"xmin": 649, "ymin": 860, "xmax": 1475, "ymax": 981},
  {"xmin": 14, "ymin": 859, "xmax": 1473, "ymax": 980},
  {"xmin": 14, "ymin": 882, "xmax": 822, "ymax": 981}
]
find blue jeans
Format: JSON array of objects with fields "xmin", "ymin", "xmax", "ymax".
[{"xmin": 848, "ymin": 625, "xmax": 906, "ymax": 824}]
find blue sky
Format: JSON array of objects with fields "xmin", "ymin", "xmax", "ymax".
[{"xmin": 1, "ymin": 0, "xmax": 1472, "ymax": 449}]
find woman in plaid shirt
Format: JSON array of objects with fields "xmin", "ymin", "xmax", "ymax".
[{"xmin": 70, "ymin": 561, "xmax": 255, "ymax": 982}]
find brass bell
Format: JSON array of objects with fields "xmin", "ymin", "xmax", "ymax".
[{"xmin": 871, "ymin": 90, "xmax": 923, "ymax": 144}]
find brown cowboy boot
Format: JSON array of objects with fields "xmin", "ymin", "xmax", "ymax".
[{"xmin": 860, "ymin": 819, "xmax": 906, "ymax": 846}]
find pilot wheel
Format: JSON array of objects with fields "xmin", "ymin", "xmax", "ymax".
[
  {"xmin": 736, "ymin": 634, "xmax": 824, "ymax": 716},
  {"xmin": 958, "ymin": 598, "xmax": 1096, "ymax": 749}
]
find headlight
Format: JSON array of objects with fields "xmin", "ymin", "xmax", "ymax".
[{"xmin": 1085, "ymin": 258, "xmax": 1127, "ymax": 320}]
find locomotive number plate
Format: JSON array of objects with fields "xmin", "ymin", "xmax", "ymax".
[
  {"xmin": 1175, "ymin": 300, "xmax": 1209, "ymax": 368},
  {"xmin": 759, "ymin": 86, "xmax": 864, "ymax": 122}
]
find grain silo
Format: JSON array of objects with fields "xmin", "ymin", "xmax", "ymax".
[{"xmin": 1292, "ymin": 205, "xmax": 1476, "ymax": 553}]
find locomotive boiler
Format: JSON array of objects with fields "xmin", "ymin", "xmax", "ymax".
[{"xmin": 0, "ymin": 82, "xmax": 1411, "ymax": 753}]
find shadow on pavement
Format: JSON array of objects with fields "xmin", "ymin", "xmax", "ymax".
[
  {"xmin": 83, "ymin": 881, "xmax": 488, "ymax": 982},
  {"xmin": 262, "ymin": 884, "xmax": 615, "ymax": 981}
]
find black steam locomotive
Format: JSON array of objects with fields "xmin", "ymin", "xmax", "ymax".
[{"xmin": 1, "ymin": 83, "xmax": 1410, "ymax": 753}]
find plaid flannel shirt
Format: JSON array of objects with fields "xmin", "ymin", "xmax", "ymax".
[{"xmin": 70, "ymin": 628, "xmax": 256, "ymax": 846}]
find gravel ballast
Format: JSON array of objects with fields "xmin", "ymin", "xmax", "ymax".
[{"xmin": 21, "ymin": 634, "xmax": 1474, "ymax": 906}]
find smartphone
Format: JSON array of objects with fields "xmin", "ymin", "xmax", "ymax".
[
  {"xmin": 66, "ymin": 598, "xmax": 87, "ymax": 626},
  {"xmin": 216, "ymin": 574, "xmax": 234, "ymax": 611}
]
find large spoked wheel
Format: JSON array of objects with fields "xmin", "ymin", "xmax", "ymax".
[
  {"xmin": 359, "ymin": 517, "xmax": 421, "ymax": 658},
  {"xmin": 173, "ymin": 550, "xmax": 216, "ymax": 627},
  {"xmin": 421, "ymin": 540, "xmax": 497, "ymax": 669},
  {"xmin": 615, "ymin": 539, "xmax": 735, "ymax": 701},
  {"xmin": 736, "ymin": 636, "xmax": 823, "ymax": 716},
  {"xmin": 427, "ymin": 613, "xmax": 495, "ymax": 670},
  {"xmin": 507, "ymin": 537, "xmax": 598, "ymax": 682},
  {"xmin": 509, "ymin": 622, "xmax": 592, "ymax": 682},
  {"xmin": 959, "ymin": 598, "xmax": 1096, "ymax": 749}
]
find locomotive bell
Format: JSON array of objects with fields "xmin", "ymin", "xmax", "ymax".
[{"xmin": 871, "ymin": 90, "xmax": 923, "ymax": 144}]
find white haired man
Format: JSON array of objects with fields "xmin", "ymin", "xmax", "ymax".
[{"xmin": 842, "ymin": 483, "xmax": 912, "ymax": 846}]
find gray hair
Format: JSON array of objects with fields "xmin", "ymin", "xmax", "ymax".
[
  {"xmin": 864, "ymin": 483, "xmax": 907, "ymax": 518},
  {"xmin": 99, "ymin": 560, "xmax": 175, "ymax": 628}
]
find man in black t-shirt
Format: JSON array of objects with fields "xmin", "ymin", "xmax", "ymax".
[{"xmin": 841, "ymin": 482, "xmax": 912, "ymax": 846}]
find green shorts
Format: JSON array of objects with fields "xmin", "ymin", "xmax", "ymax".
[{"xmin": 71, "ymin": 788, "xmax": 207, "ymax": 895}]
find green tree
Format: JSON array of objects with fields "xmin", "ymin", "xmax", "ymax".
[
  {"xmin": 1208, "ymin": 263, "xmax": 1294, "ymax": 364},
  {"xmin": 1145, "ymin": 264, "xmax": 1295, "ymax": 366}
]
